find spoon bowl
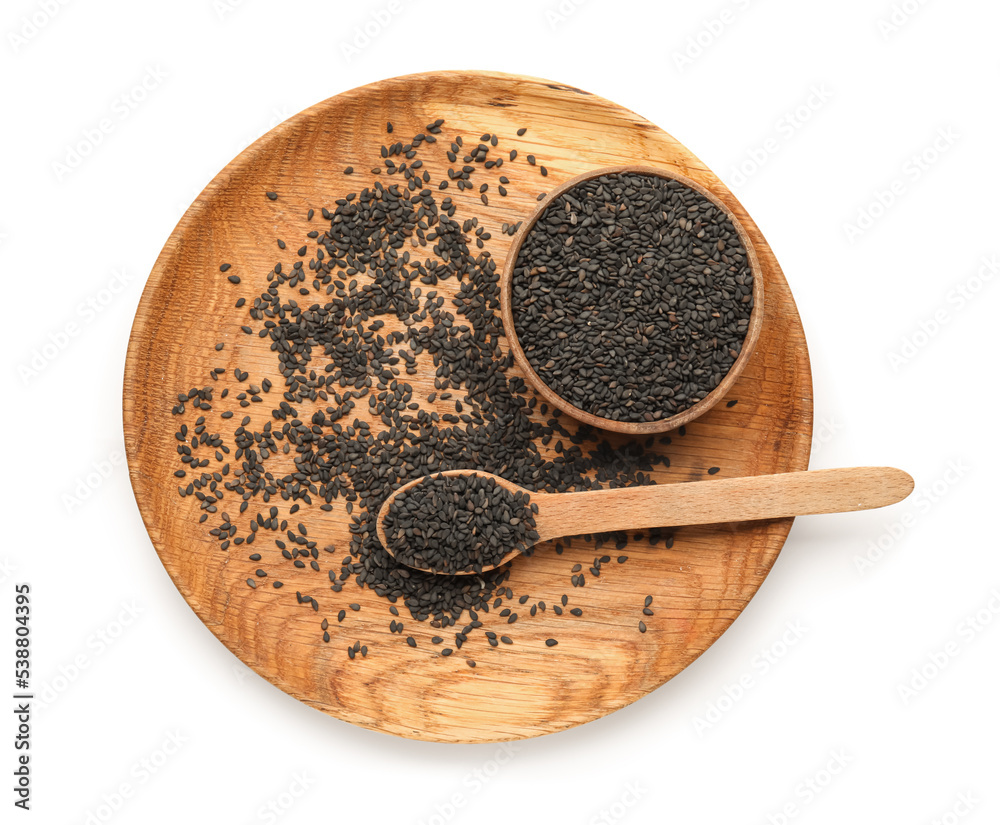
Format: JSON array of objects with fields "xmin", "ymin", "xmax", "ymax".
[{"xmin": 377, "ymin": 466, "xmax": 914, "ymax": 575}]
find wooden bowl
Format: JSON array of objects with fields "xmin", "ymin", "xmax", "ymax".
[{"xmin": 499, "ymin": 164, "xmax": 765, "ymax": 435}]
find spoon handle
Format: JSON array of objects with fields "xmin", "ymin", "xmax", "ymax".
[{"xmin": 535, "ymin": 467, "xmax": 913, "ymax": 540}]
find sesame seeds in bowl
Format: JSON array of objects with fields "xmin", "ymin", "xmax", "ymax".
[{"xmin": 500, "ymin": 166, "xmax": 763, "ymax": 435}]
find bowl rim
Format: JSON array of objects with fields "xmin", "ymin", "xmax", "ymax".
[{"xmin": 498, "ymin": 163, "xmax": 765, "ymax": 435}]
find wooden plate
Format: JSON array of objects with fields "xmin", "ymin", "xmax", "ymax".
[{"xmin": 123, "ymin": 70, "xmax": 812, "ymax": 743}]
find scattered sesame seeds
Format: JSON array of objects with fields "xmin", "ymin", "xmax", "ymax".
[{"xmin": 173, "ymin": 119, "xmax": 721, "ymax": 668}]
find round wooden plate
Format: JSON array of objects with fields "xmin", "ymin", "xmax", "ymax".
[{"xmin": 123, "ymin": 70, "xmax": 812, "ymax": 743}]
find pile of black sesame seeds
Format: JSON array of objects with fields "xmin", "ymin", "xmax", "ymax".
[
  {"xmin": 171, "ymin": 120, "xmax": 735, "ymax": 663},
  {"xmin": 511, "ymin": 172, "xmax": 754, "ymax": 422},
  {"xmin": 383, "ymin": 474, "xmax": 539, "ymax": 575}
]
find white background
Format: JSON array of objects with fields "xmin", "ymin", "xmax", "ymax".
[{"xmin": 3, "ymin": 0, "xmax": 998, "ymax": 823}]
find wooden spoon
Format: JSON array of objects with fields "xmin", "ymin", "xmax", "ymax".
[{"xmin": 376, "ymin": 467, "xmax": 914, "ymax": 575}]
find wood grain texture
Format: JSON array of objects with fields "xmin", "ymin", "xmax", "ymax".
[
  {"xmin": 122, "ymin": 70, "xmax": 814, "ymax": 743},
  {"xmin": 377, "ymin": 468, "xmax": 913, "ymax": 573},
  {"xmin": 499, "ymin": 164, "xmax": 765, "ymax": 435},
  {"xmin": 534, "ymin": 467, "xmax": 913, "ymax": 536}
]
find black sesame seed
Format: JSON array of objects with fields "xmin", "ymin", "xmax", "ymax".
[
  {"xmin": 511, "ymin": 171, "xmax": 754, "ymax": 423},
  {"xmin": 383, "ymin": 474, "xmax": 538, "ymax": 574},
  {"xmin": 171, "ymin": 119, "xmax": 702, "ymax": 666}
]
